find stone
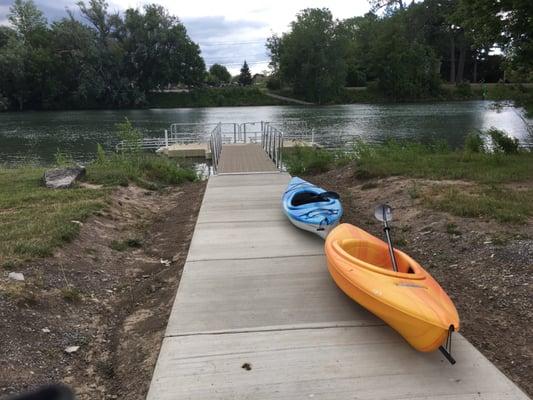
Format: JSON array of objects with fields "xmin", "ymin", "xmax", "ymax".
[
  {"xmin": 64, "ymin": 346, "xmax": 80, "ymax": 354},
  {"xmin": 8, "ymin": 272, "xmax": 24, "ymax": 281},
  {"xmin": 43, "ymin": 166, "xmax": 86, "ymax": 189}
]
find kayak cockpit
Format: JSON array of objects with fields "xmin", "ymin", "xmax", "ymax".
[{"xmin": 333, "ymin": 238, "xmax": 426, "ymax": 279}]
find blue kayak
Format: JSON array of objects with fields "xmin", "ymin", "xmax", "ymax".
[{"xmin": 282, "ymin": 177, "xmax": 343, "ymax": 239}]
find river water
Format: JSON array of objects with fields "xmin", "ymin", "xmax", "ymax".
[{"xmin": 0, "ymin": 101, "xmax": 531, "ymax": 165}]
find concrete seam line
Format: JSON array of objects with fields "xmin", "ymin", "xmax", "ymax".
[
  {"xmin": 165, "ymin": 322, "xmax": 387, "ymax": 338},
  {"xmin": 187, "ymin": 253, "xmax": 325, "ymax": 263}
]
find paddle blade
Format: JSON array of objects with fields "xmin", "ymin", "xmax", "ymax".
[
  {"xmin": 320, "ymin": 191, "xmax": 340, "ymax": 200},
  {"xmin": 374, "ymin": 204, "xmax": 393, "ymax": 222}
]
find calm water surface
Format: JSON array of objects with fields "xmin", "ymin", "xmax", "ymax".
[{"xmin": 0, "ymin": 101, "xmax": 531, "ymax": 165}]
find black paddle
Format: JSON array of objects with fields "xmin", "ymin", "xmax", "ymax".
[{"xmin": 374, "ymin": 204, "xmax": 399, "ymax": 272}]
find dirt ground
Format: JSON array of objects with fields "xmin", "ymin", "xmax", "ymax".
[
  {"xmin": 0, "ymin": 181, "xmax": 206, "ymax": 399},
  {"xmin": 307, "ymin": 165, "xmax": 532, "ymax": 397}
]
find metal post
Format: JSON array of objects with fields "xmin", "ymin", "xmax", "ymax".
[
  {"xmin": 233, "ymin": 124, "xmax": 237, "ymax": 143},
  {"xmin": 243, "ymin": 124, "xmax": 247, "ymax": 143},
  {"xmin": 311, "ymin": 129, "xmax": 315, "ymax": 146},
  {"xmin": 164, "ymin": 130, "xmax": 169, "ymax": 149}
]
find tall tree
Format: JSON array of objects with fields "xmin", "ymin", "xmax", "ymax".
[
  {"xmin": 209, "ymin": 64, "xmax": 231, "ymax": 85},
  {"xmin": 238, "ymin": 61, "xmax": 252, "ymax": 86},
  {"xmin": 270, "ymin": 8, "xmax": 347, "ymax": 103}
]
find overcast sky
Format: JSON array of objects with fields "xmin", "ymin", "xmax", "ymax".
[{"xmin": 0, "ymin": 0, "xmax": 371, "ymax": 74}]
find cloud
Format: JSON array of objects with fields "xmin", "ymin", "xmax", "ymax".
[
  {"xmin": 0, "ymin": 0, "xmax": 371, "ymax": 74},
  {"xmin": 182, "ymin": 15, "xmax": 270, "ymax": 74}
]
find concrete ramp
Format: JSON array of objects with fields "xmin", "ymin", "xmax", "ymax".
[{"xmin": 147, "ymin": 172, "xmax": 528, "ymax": 400}]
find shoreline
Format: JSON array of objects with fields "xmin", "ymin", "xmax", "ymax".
[{"xmin": 1, "ymin": 83, "xmax": 531, "ymax": 113}]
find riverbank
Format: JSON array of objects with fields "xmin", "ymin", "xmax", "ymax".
[
  {"xmin": 0, "ymin": 158, "xmax": 206, "ymax": 398},
  {"xmin": 272, "ymin": 83, "xmax": 533, "ymax": 115},
  {"xmin": 285, "ymin": 141, "xmax": 532, "ymax": 395},
  {"xmin": 147, "ymin": 87, "xmax": 289, "ymax": 108}
]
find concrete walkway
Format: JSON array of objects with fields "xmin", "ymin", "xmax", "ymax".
[{"xmin": 147, "ymin": 172, "xmax": 528, "ymax": 400}]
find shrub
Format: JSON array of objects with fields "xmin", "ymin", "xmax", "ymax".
[
  {"xmin": 464, "ymin": 131, "xmax": 486, "ymax": 153},
  {"xmin": 266, "ymin": 76, "xmax": 281, "ymax": 90},
  {"xmin": 486, "ymin": 128, "xmax": 519, "ymax": 154},
  {"xmin": 284, "ymin": 146, "xmax": 334, "ymax": 175}
]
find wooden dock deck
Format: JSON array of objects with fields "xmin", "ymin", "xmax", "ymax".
[
  {"xmin": 146, "ymin": 145, "xmax": 529, "ymax": 399},
  {"xmin": 218, "ymin": 144, "xmax": 278, "ymax": 173}
]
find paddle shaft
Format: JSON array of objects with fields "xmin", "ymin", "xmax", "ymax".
[{"xmin": 382, "ymin": 217, "xmax": 399, "ymax": 272}]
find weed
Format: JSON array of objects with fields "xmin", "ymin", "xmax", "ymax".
[
  {"xmin": 464, "ymin": 130, "xmax": 486, "ymax": 153},
  {"xmin": 445, "ymin": 223, "xmax": 462, "ymax": 236},
  {"xmin": 61, "ymin": 286, "xmax": 82, "ymax": 302},
  {"xmin": 110, "ymin": 240, "xmax": 128, "ymax": 252},
  {"xmin": 407, "ymin": 181, "xmax": 420, "ymax": 199}
]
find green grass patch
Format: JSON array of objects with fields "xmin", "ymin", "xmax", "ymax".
[
  {"xmin": 283, "ymin": 146, "xmax": 336, "ymax": 175},
  {"xmin": 147, "ymin": 87, "xmax": 287, "ymax": 108},
  {"xmin": 0, "ymin": 167, "xmax": 108, "ymax": 263},
  {"xmin": 354, "ymin": 141, "xmax": 533, "ymax": 184},
  {"xmin": 87, "ymin": 152, "xmax": 197, "ymax": 189},
  {"xmin": 424, "ymin": 185, "xmax": 533, "ymax": 223}
]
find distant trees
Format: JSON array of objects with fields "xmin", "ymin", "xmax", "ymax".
[
  {"xmin": 208, "ymin": 64, "xmax": 231, "ymax": 85},
  {"xmin": 267, "ymin": 1, "xmax": 532, "ymax": 101},
  {"xmin": 238, "ymin": 61, "xmax": 252, "ymax": 86},
  {"xmin": 267, "ymin": 8, "xmax": 346, "ymax": 103},
  {"xmin": 0, "ymin": 0, "xmax": 205, "ymax": 110}
]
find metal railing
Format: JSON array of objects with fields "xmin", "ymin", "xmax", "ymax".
[
  {"xmin": 209, "ymin": 123, "xmax": 223, "ymax": 173},
  {"xmin": 261, "ymin": 122, "xmax": 284, "ymax": 169}
]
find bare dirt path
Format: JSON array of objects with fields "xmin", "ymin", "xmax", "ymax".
[
  {"xmin": 307, "ymin": 165, "xmax": 532, "ymax": 397},
  {"xmin": 0, "ymin": 181, "xmax": 206, "ymax": 399}
]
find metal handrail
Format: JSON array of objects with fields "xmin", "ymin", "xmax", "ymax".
[
  {"xmin": 261, "ymin": 122, "xmax": 284, "ymax": 170},
  {"xmin": 209, "ymin": 123, "xmax": 223, "ymax": 174}
]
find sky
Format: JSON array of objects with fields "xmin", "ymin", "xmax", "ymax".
[{"xmin": 0, "ymin": 0, "xmax": 372, "ymax": 74}]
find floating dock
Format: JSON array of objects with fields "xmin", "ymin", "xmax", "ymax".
[{"xmin": 146, "ymin": 126, "xmax": 529, "ymax": 400}]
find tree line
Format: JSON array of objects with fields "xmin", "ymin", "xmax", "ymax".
[
  {"xmin": 0, "ymin": 0, "xmax": 248, "ymax": 111},
  {"xmin": 267, "ymin": 0, "xmax": 533, "ymax": 102}
]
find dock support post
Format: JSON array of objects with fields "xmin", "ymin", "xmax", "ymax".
[{"xmin": 165, "ymin": 130, "xmax": 169, "ymax": 149}]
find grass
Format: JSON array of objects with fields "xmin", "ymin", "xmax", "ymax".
[
  {"xmin": 289, "ymin": 137, "xmax": 533, "ymax": 223},
  {"xmin": 354, "ymin": 141, "xmax": 533, "ymax": 184},
  {"xmin": 283, "ymin": 146, "xmax": 354, "ymax": 175},
  {"xmin": 0, "ymin": 167, "xmax": 108, "ymax": 263},
  {"xmin": 0, "ymin": 149, "xmax": 196, "ymax": 263},
  {"xmin": 147, "ymin": 87, "xmax": 287, "ymax": 108},
  {"xmin": 87, "ymin": 153, "xmax": 197, "ymax": 189},
  {"xmin": 424, "ymin": 185, "xmax": 533, "ymax": 224}
]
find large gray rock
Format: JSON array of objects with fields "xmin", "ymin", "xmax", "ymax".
[{"xmin": 43, "ymin": 166, "xmax": 86, "ymax": 189}]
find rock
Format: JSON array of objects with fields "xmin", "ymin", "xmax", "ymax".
[
  {"xmin": 65, "ymin": 346, "xmax": 80, "ymax": 354},
  {"xmin": 8, "ymin": 272, "xmax": 24, "ymax": 281},
  {"xmin": 43, "ymin": 166, "xmax": 86, "ymax": 189}
]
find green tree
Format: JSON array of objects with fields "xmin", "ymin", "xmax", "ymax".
[
  {"xmin": 209, "ymin": 63, "xmax": 231, "ymax": 85},
  {"xmin": 238, "ymin": 61, "xmax": 253, "ymax": 86},
  {"xmin": 270, "ymin": 8, "xmax": 347, "ymax": 103},
  {"xmin": 369, "ymin": 12, "xmax": 441, "ymax": 99}
]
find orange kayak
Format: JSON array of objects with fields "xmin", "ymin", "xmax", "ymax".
[{"xmin": 325, "ymin": 223, "xmax": 459, "ymax": 352}]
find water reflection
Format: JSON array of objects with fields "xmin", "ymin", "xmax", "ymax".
[{"xmin": 0, "ymin": 101, "xmax": 531, "ymax": 165}]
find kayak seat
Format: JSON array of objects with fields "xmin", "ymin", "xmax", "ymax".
[
  {"xmin": 339, "ymin": 239, "xmax": 413, "ymax": 274},
  {"xmin": 292, "ymin": 191, "xmax": 330, "ymax": 206}
]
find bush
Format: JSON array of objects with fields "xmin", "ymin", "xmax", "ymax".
[
  {"xmin": 455, "ymin": 83, "xmax": 472, "ymax": 98},
  {"xmin": 87, "ymin": 153, "xmax": 197, "ymax": 189},
  {"xmin": 486, "ymin": 128, "xmax": 519, "ymax": 154},
  {"xmin": 464, "ymin": 131, "xmax": 486, "ymax": 153},
  {"xmin": 284, "ymin": 146, "xmax": 334, "ymax": 175},
  {"xmin": 266, "ymin": 76, "xmax": 281, "ymax": 90}
]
